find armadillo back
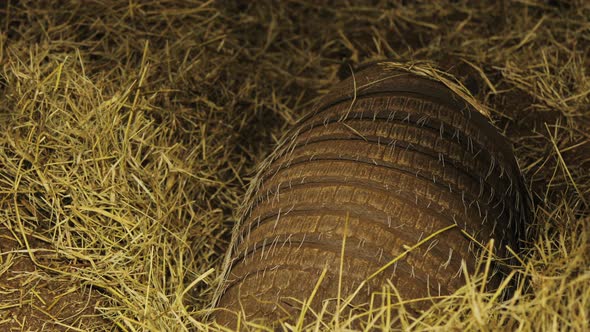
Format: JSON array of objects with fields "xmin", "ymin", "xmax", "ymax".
[{"xmin": 213, "ymin": 62, "xmax": 528, "ymax": 328}]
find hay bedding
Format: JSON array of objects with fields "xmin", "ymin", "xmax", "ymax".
[{"xmin": 0, "ymin": 0, "xmax": 588, "ymax": 331}]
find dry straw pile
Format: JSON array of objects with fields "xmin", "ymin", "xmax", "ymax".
[{"xmin": 0, "ymin": 1, "xmax": 588, "ymax": 331}]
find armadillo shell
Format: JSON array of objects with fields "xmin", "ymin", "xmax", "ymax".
[{"xmin": 213, "ymin": 62, "xmax": 528, "ymax": 327}]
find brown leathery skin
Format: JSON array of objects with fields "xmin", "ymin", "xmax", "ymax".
[{"xmin": 212, "ymin": 62, "xmax": 529, "ymax": 328}]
